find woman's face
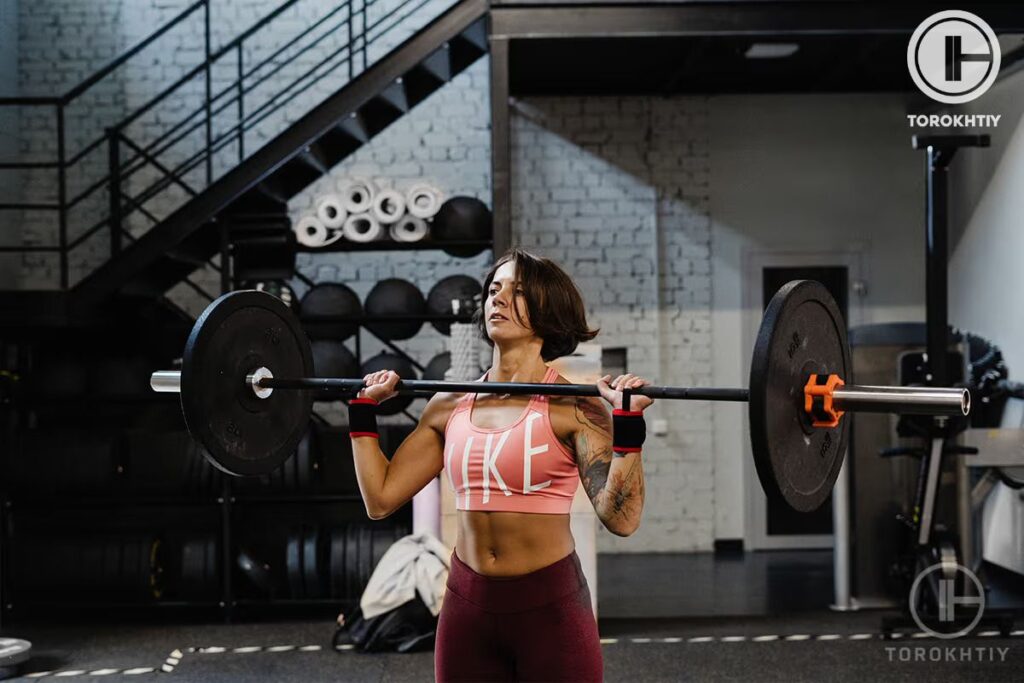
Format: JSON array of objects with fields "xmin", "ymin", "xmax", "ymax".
[{"xmin": 484, "ymin": 260, "xmax": 532, "ymax": 342}]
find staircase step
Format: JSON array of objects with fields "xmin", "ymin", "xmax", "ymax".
[
  {"xmin": 420, "ymin": 43, "xmax": 453, "ymax": 82},
  {"xmin": 298, "ymin": 144, "xmax": 331, "ymax": 175},
  {"xmin": 402, "ymin": 64, "xmax": 446, "ymax": 107},
  {"xmin": 165, "ymin": 249, "xmax": 211, "ymax": 268},
  {"xmin": 262, "ymin": 154, "xmax": 323, "ymax": 199},
  {"xmin": 358, "ymin": 96, "xmax": 405, "ymax": 137},
  {"xmin": 336, "ymin": 111, "xmax": 370, "ymax": 143},
  {"xmin": 377, "ymin": 79, "xmax": 410, "ymax": 113},
  {"xmin": 226, "ymin": 187, "xmax": 289, "ymax": 217},
  {"xmin": 450, "ymin": 32, "xmax": 488, "ymax": 72},
  {"xmin": 316, "ymin": 126, "xmax": 364, "ymax": 167},
  {"xmin": 460, "ymin": 17, "xmax": 488, "ymax": 51},
  {"xmin": 70, "ymin": 0, "xmax": 490, "ymax": 308}
]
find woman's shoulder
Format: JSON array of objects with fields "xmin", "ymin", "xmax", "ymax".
[{"xmin": 420, "ymin": 390, "xmax": 471, "ymax": 431}]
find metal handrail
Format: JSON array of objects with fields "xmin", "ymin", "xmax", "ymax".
[
  {"xmin": 0, "ymin": 0, "xmax": 441, "ymax": 289},
  {"xmin": 62, "ymin": 0, "xmax": 209, "ymax": 103},
  {"xmin": 58, "ymin": 0, "xmax": 362, "ymax": 232}
]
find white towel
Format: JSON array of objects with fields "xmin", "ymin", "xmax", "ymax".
[{"xmin": 359, "ymin": 532, "xmax": 451, "ymax": 619}]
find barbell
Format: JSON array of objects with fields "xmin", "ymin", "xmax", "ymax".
[{"xmin": 149, "ymin": 280, "xmax": 969, "ymax": 513}]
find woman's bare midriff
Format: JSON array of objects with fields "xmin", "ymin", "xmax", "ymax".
[
  {"xmin": 455, "ymin": 510, "xmax": 575, "ymax": 576},
  {"xmin": 443, "ymin": 389, "xmax": 578, "ymax": 577}
]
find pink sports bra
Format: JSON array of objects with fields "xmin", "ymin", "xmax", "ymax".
[{"xmin": 443, "ymin": 366, "xmax": 580, "ymax": 514}]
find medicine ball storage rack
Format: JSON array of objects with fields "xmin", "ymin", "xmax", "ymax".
[
  {"xmin": 0, "ymin": 159, "xmax": 492, "ymax": 615},
  {"xmin": 214, "ymin": 195, "xmax": 495, "ymax": 613}
]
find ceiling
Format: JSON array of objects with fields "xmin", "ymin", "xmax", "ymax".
[{"xmin": 509, "ymin": 33, "xmax": 1024, "ymax": 96}]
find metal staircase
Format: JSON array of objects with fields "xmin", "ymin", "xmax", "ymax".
[{"xmin": 0, "ymin": 0, "xmax": 488, "ymax": 323}]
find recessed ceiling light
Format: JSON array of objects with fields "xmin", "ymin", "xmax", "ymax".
[{"xmin": 744, "ymin": 43, "xmax": 800, "ymax": 59}]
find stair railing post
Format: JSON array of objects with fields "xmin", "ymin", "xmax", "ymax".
[
  {"xmin": 204, "ymin": 0, "xmax": 213, "ymax": 185},
  {"xmin": 348, "ymin": 0, "xmax": 354, "ymax": 80},
  {"xmin": 361, "ymin": 0, "xmax": 367, "ymax": 72},
  {"xmin": 237, "ymin": 43, "xmax": 245, "ymax": 163},
  {"xmin": 57, "ymin": 102, "xmax": 68, "ymax": 287},
  {"xmin": 107, "ymin": 128, "xmax": 122, "ymax": 257}
]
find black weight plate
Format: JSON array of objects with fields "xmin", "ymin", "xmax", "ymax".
[
  {"xmin": 345, "ymin": 525, "xmax": 359, "ymax": 600},
  {"xmin": 283, "ymin": 440, "xmax": 298, "ymax": 492},
  {"xmin": 180, "ymin": 537, "xmax": 205, "ymax": 598},
  {"xmin": 206, "ymin": 536, "xmax": 219, "ymax": 589},
  {"xmin": 302, "ymin": 526, "xmax": 322, "ymax": 599},
  {"xmin": 237, "ymin": 548, "xmax": 274, "ymax": 595},
  {"xmin": 370, "ymin": 526, "xmax": 400, "ymax": 576},
  {"xmin": 286, "ymin": 530, "xmax": 304, "ymax": 599},
  {"xmin": 181, "ymin": 290, "xmax": 314, "ymax": 477},
  {"xmin": 749, "ymin": 280, "xmax": 851, "ymax": 513},
  {"xmin": 329, "ymin": 527, "xmax": 346, "ymax": 599},
  {"xmin": 150, "ymin": 539, "xmax": 165, "ymax": 600},
  {"xmin": 296, "ymin": 429, "xmax": 312, "ymax": 492},
  {"xmin": 357, "ymin": 525, "xmax": 373, "ymax": 594}
]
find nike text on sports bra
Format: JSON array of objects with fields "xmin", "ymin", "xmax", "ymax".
[{"xmin": 442, "ymin": 367, "xmax": 580, "ymax": 514}]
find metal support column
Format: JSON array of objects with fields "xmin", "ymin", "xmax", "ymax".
[
  {"xmin": 489, "ymin": 34, "xmax": 511, "ymax": 255},
  {"xmin": 923, "ymin": 144, "xmax": 951, "ymax": 387}
]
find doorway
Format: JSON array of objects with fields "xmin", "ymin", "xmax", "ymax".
[{"xmin": 743, "ymin": 250, "xmax": 863, "ymax": 550}]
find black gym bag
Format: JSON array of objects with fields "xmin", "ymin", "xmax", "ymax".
[{"xmin": 332, "ymin": 597, "xmax": 437, "ymax": 654}]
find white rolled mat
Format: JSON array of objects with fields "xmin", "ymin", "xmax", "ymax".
[
  {"xmin": 342, "ymin": 213, "xmax": 384, "ymax": 242},
  {"xmin": 294, "ymin": 215, "xmax": 328, "ymax": 247},
  {"xmin": 406, "ymin": 183, "xmax": 444, "ymax": 219},
  {"xmin": 388, "ymin": 215, "xmax": 429, "ymax": 243},
  {"xmin": 371, "ymin": 189, "xmax": 407, "ymax": 225},
  {"xmin": 315, "ymin": 194, "xmax": 347, "ymax": 229},
  {"xmin": 340, "ymin": 178, "xmax": 377, "ymax": 214}
]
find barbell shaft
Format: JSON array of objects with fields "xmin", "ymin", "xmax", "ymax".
[
  {"xmin": 151, "ymin": 371, "xmax": 181, "ymax": 393},
  {"xmin": 150, "ymin": 370, "xmax": 969, "ymax": 416},
  {"xmin": 832, "ymin": 384, "xmax": 970, "ymax": 416},
  {"xmin": 262, "ymin": 377, "xmax": 750, "ymax": 402}
]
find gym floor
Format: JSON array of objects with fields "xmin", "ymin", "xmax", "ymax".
[
  {"xmin": 6, "ymin": 551, "xmax": 1021, "ymax": 681},
  {"xmin": 9, "ymin": 614, "xmax": 1022, "ymax": 682}
]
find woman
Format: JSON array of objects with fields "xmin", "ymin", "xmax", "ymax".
[{"xmin": 347, "ymin": 248, "xmax": 651, "ymax": 682}]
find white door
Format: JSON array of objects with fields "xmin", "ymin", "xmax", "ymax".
[{"xmin": 742, "ymin": 249, "xmax": 865, "ymax": 550}]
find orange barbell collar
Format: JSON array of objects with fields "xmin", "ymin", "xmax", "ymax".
[{"xmin": 804, "ymin": 374, "xmax": 845, "ymax": 428}]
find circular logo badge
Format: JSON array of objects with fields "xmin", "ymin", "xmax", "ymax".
[
  {"xmin": 909, "ymin": 562, "xmax": 986, "ymax": 639},
  {"xmin": 907, "ymin": 10, "xmax": 1001, "ymax": 104}
]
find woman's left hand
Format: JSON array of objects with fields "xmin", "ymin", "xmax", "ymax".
[{"xmin": 596, "ymin": 374, "xmax": 654, "ymax": 411}]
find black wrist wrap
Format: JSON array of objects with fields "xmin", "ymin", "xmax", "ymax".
[
  {"xmin": 349, "ymin": 398, "xmax": 379, "ymax": 438},
  {"xmin": 612, "ymin": 410, "xmax": 645, "ymax": 455}
]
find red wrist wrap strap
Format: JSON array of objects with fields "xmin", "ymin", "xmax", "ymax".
[
  {"xmin": 349, "ymin": 398, "xmax": 379, "ymax": 439},
  {"xmin": 612, "ymin": 410, "xmax": 645, "ymax": 455}
]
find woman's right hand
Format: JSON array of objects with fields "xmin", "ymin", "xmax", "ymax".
[{"xmin": 357, "ymin": 370, "xmax": 401, "ymax": 403}]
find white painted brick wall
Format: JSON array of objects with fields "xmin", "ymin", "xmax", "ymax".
[
  {"xmin": 511, "ymin": 97, "xmax": 715, "ymax": 552},
  {"xmin": 13, "ymin": 1, "xmax": 715, "ymax": 552},
  {"xmin": 16, "ymin": 0, "xmax": 454, "ymax": 288},
  {"xmin": 286, "ymin": 56, "xmax": 492, "ymax": 427},
  {"xmin": 0, "ymin": 0, "xmax": 19, "ymax": 288}
]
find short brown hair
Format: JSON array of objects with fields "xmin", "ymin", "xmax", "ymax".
[{"xmin": 474, "ymin": 248, "xmax": 599, "ymax": 361}]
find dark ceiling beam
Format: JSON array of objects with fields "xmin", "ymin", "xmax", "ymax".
[{"xmin": 491, "ymin": 3, "xmax": 1024, "ymax": 40}]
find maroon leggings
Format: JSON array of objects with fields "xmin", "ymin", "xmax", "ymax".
[{"xmin": 435, "ymin": 550, "xmax": 603, "ymax": 682}]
